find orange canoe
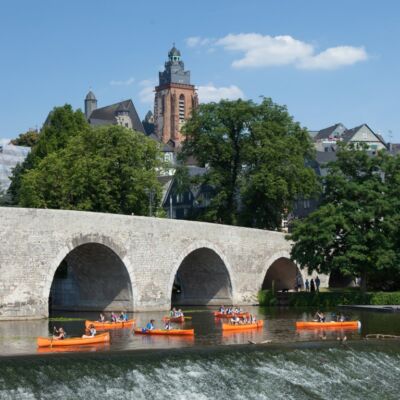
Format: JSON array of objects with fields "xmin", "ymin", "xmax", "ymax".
[
  {"xmin": 134, "ymin": 328, "xmax": 194, "ymax": 336},
  {"xmin": 85, "ymin": 319, "xmax": 135, "ymax": 330},
  {"xmin": 163, "ymin": 316, "xmax": 185, "ymax": 323},
  {"xmin": 37, "ymin": 332, "xmax": 110, "ymax": 347},
  {"xmin": 296, "ymin": 321, "xmax": 361, "ymax": 329},
  {"xmin": 37, "ymin": 343, "xmax": 110, "ymax": 354},
  {"xmin": 213, "ymin": 312, "xmax": 249, "ymax": 319},
  {"xmin": 222, "ymin": 320, "xmax": 264, "ymax": 331}
]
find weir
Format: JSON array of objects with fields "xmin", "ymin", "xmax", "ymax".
[{"xmin": 0, "ymin": 207, "xmax": 329, "ymax": 320}]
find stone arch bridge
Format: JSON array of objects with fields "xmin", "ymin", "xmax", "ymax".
[{"xmin": 0, "ymin": 208, "xmax": 328, "ymax": 320}]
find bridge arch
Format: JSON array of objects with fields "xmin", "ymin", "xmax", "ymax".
[
  {"xmin": 260, "ymin": 251, "xmax": 306, "ymax": 292},
  {"xmin": 168, "ymin": 241, "xmax": 236, "ymax": 306},
  {"xmin": 43, "ymin": 234, "xmax": 138, "ymax": 313}
]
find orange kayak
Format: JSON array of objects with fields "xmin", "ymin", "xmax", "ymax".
[
  {"xmin": 85, "ymin": 319, "xmax": 135, "ymax": 330},
  {"xmin": 213, "ymin": 312, "xmax": 249, "ymax": 319},
  {"xmin": 134, "ymin": 328, "xmax": 194, "ymax": 336},
  {"xmin": 296, "ymin": 321, "xmax": 361, "ymax": 329},
  {"xmin": 37, "ymin": 343, "xmax": 110, "ymax": 354},
  {"xmin": 37, "ymin": 332, "xmax": 110, "ymax": 347},
  {"xmin": 222, "ymin": 320, "xmax": 264, "ymax": 331},
  {"xmin": 163, "ymin": 316, "xmax": 185, "ymax": 323}
]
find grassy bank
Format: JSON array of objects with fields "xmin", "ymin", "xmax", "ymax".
[{"xmin": 258, "ymin": 290, "xmax": 400, "ymax": 307}]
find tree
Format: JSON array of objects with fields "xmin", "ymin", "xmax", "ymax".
[
  {"xmin": 288, "ymin": 144, "xmax": 398, "ymax": 292},
  {"xmin": 18, "ymin": 125, "xmax": 163, "ymax": 215},
  {"xmin": 10, "ymin": 130, "xmax": 40, "ymax": 147},
  {"xmin": 180, "ymin": 98, "xmax": 318, "ymax": 229},
  {"xmin": 8, "ymin": 105, "xmax": 89, "ymax": 203}
]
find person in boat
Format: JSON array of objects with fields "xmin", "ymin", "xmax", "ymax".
[
  {"xmin": 118, "ymin": 311, "xmax": 128, "ymax": 322},
  {"xmin": 177, "ymin": 309, "xmax": 184, "ymax": 317},
  {"xmin": 82, "ymin": 324, "xmax": 96, "ymax": 338},
  {"xmin": 170, "ymin": 307, "xmax": 177, "ymax": 317},
  {"xmin": 219, "ymin": 305, "xmax": 225, "ymax": 313},
  {"xmin": 234, "ymin": 307, "xmax": 241, "ymax": 314},
  {"xmin": 98, "ymin": 313, "xmax": 105, "ymax": 323},
  {"xmin": 145, "ymin": 320, "xmax": 155, "ymax": 331},
  {"xmin": 111, "ymin": 312, "xmax": 117, "ymax": 323},
  {"xmin": 337, "ymin": 313, "xmax": 345, "ymax": 322},
  {"xmin": 314, "ymin": 311, "xmax": 326, "ymax": 322},
  {"xmin": 164, "ymin": 320, "xmax": 171, "ymax": 330},
  {"xmin": 53, "ymin": 326, "xmax": 66, "ymax": 340},
  {"xmin": 227, "ymin": 307, "xmax": 233, "ymax": 315},
  {"xmin": 241, "ymin": 315, "xmax": 248, "ymax": 324},
  {"xmin": 230, "ymin": 315, "xmax": 240, "ymax": 325},
  {"xmin": 249, "ymin": 314, "xmax": 257, "ymax": 323}
]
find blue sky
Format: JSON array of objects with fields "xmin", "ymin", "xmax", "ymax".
[{"xmin": 1, "ymin": 0, "xmax": 399, "ymax": 141}]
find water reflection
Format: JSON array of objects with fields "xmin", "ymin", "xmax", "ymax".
[{"xmin": 0, "ymin": 306, "xmax": 399, "ymax": 356}]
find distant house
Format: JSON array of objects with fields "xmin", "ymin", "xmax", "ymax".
[
  {"xmin": 341, "ymin": 124, "xmax": 387, "ymax": 154},
  {"xmin": 312, "ymin": 122, "xmax": 387, "ymax": 154},
  {"xmin": 84, "ymin": 91, "xmax": 146, "ymax": 134},
  {"xmin": 291, "ymin": 123, "xmax": 388, "ymax": 223},
  {"xmin": 160, "ymin": 165, "xmax": 213, "ymax": 219},
  {"xmin": 313, "ymin": 123, "xmax": 347, "ymax": 152}
]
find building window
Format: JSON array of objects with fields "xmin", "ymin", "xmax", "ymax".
[
  {"xmin": 125, "ymin": 123, "xmax": 129, "ymax": 128},
  {"xmin": 303, "ymin": 199, "xmax": 310, "ymax": 209},
  {"xmin": 179, "ymin": 94, "xmax": 185, "ymax": 122}
]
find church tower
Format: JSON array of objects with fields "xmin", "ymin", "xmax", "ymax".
[
  {"xmin": 85, "ymin": 90, "xmax": 97, "ymax": 119},
  {"xmin": 154, "ymin": 45, "xmax": 198, "ymax": 146}
]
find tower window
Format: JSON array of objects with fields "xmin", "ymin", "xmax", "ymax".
[{"xmin": 179, "ymin": 94, "xmax": 185, "ymax": 122}]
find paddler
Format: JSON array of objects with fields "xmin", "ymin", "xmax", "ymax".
[
  {"xmin": 98, "ymin": 313, "xmax": 105, "ymax": 322},
  {"xmin": 314, "ymin": 311, "xmax": 326, "ymax": 322},
  {"xmin": 82, "ymin": 324, "xmax": 96, "ymax": 338},
  {"xmin": 164, "ymin": 320, "xmax": 171, "ymax": 330},
  {"xmin": 53, "ymin": 326, "xmax": 66, "ymax": 340},
  {"xmin": 145, "ymin": 319, "xmax": 155, "ymax": 331}
]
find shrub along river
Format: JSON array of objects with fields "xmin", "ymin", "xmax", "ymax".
[{"xmin": 1, "ymin": 306, "xmax": 400, "ymax": 399}]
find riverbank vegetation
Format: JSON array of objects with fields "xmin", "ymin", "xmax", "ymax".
[
  {"xmin": 178, "ymin": 97, "xmax": 319, "ymax": 230},
  {"xmin": 288, "ymin": 144, "xmax": 400, "ymax": 292},
  {"xmin": 7, "ymin": 105, "xmax": 163, "ymax": 215},
  {"xmin": 258, "ymin": 289, "xmax": 400, "ymax": 307}
]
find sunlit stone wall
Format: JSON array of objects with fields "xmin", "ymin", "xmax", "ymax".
[{"xmin": 0, "ymin": 207, "xmax": 328, "ymax": 320}]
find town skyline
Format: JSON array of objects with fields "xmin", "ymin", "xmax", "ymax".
[{"xmin": 1, "ymin": 0, "xmax": 399, "ymax": 141}]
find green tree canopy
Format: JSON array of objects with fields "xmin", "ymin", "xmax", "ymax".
[
  {"xmin": 288, "ymin": 144, "xmax": 399, "ymax": 291},
  {"xmin": 10, "ymin": 130, "xmax": 40, "ymax": 147},
  {"xmin": 18, "ymin": 125, "xmax": 163, "ymax": 215},
  {"xmin": 179, "ymin": 98, "xmax": 318, "ymax": 229},
  {"xmin": 8, "ymin": 105, "xmax": 89, "ymax": 203}
]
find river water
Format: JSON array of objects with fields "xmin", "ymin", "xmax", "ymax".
[{"xmin": 1, "ymin": 307, "xmax": 400, "ymax": 399}]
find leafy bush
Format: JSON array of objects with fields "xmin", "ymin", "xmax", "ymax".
[{"xmin": 258, "ymin": 290, "xmax": 400, "ymax": 307}]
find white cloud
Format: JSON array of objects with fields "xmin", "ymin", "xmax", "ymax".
[
  {"xmin": 217, "ymin": 34, "xmax": 314, "ymax": 68},
  {"xmin": 198, "ymin": 84, "xmax": 244, "ymax": 103},
  {"xmin": 138, "ymin": 79, "xmax": 155, "ymax": 104},
  {"xmin": 298, "ymin": 46, "xmax": 368, "ymax": 70},
  {"xmin": 110, "ymin": 77, "xmax": 135, "ymax": 86},
  {"xmin": 186, "ymin": 36, "xmax": 211, "ymax": 47},
  {"xmin": 190, "ymin": 33, "xmax": 368, "ymax": 70}
]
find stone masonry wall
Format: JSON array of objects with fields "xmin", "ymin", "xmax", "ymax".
[{"xmin": 0, "ymin": 207, "xmax": 326, "ymax": 320}]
